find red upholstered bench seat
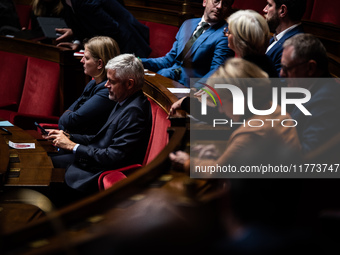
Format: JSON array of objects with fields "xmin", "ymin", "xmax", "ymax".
[
  {"xmin": 0, "ymin": 51, "xmax": 61, "ymax": 129},
  {"xmin": 139, "ymin": 20, "xmax": 179, "ymax": 58},
  {"xmin": 0, "ymin": 51, "xmax": 27, "ymax": 111},
  {"xmin": 98, "ymin": 97, "xmax": 171, "ymax": 190}
]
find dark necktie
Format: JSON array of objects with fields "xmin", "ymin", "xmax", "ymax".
[
  {"xmin": 173, "ymin": 22, "xmax": 210, "ymax": 79},
  {"xmin": 181, "ymin": 22, "xmax": 210, "ymax": 59}
]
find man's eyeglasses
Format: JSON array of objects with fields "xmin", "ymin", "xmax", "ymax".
[
  {"xmin": 223, "ymin": 27, "xmax": 231, "ymax": 36},
  {"xmin": 280, "ymin": 60, "xmax": 309, "ymax": 73}
]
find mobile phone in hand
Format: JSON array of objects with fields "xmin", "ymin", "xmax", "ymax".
[{"xmin": 34, "ymin": 122, "xmax": 49, "ymax": 135}]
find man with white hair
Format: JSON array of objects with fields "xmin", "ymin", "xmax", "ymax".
[{"xmin": 46, "ymin": 54, "xmax": 152, "ymax": 193}]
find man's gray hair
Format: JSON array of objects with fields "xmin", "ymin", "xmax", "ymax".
[
  {"xmin": 105, "ymin": 54, "xmax": 144, "ymax": 89},
  {"xmin": 283, "ymin": 33, "xmax": 329, "ymax": 73}
]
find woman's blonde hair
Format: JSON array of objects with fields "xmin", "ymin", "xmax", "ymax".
[
  {"xmin": 32, "ymin": 0, "xmax": 64, "ymax": 16},
  {"xmin": 227, "ymin": 9, "xmax": 270, "ymax": 57},
  {"xmin": 84, "ymin": 36, "xmax": 120, "ymax": 80},
  {"xmin": 207, "ymin": 58, "xmax": 271, "ymax": 116},
  {"xmin": 211, "ymin": 57, "xmax": 269, "ymax": 81}
]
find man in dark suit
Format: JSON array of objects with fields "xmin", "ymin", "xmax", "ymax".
[
  {"xmin": 46, "ymin": 54, "xmax": 152, "ymax": 193},
  {"xmin": 0, "ymin": 0, "xmax": 21, "ymax": 35},
  {"xmin": 56, "ymin": 0, "xmax": 151, "ymax": 57},
  {"xmin": 141, "ymin": 0, "xmax": 235, "ymax": 87},
  {"xmin": 264, "ymin": 0, "xmax": 306, "ymax": 75},
  {"xmin": 280, "ymin": 33, "xmax": 340, "ymax": 154}
]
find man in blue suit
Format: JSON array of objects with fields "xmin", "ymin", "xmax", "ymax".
[
  {"xmin": 280, "ymin": 34, "xmax": 340, "ymax": 154},
  {"xmin": 264, "ymin": 0, "xmax": 306, "ymax": 76},
  {"xmin": 46, "ymin": 54, "xmax": 152, "ymax": 194},
  {"xmin": 141, "ymin": 0, "xmax": 235, "ymax": 87}
]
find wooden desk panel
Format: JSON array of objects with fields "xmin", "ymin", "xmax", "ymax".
[
  {"xmin": 5, "ymin": 167, "xmax": 52, "ymax": 187},
  {"xmin": 0, "ymin": 124, "xmax": 53, "ymax": 188},
  {"xmin": 0, "ymin": 136, "xmax": 9, "ymax": 186}
]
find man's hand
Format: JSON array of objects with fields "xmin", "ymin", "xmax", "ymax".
[
  {"xmin": 169, "ymin": 96, "xmax": 187, "ymax": 117},
  {"xmin": 56, "ymin": 42, "xmax": 80, "ymax": 51},
  {"xmin": 193, "ymin": 89, "xmax": 216, "ymax": 107},
  {"xmin": 55, "ymin": 28, "xmax": 80, "ymax": 50},
  {"xmin": 194, "ymin": 89, "xmax": 206, "ymax": 97},
  {"xmin": 169, "ymin": 150, "xmax": 190, "ymax": 171},
  {"xmin": 192, "ymin": 144, "xmax": 219, "ymax": 159},
  {"xmin": 55, "ymin": 28, "xmax": 73, "ymax": 42},
  {"xmin": 43, "ymin": 130, "xmax": 76, "ymax": 151}
]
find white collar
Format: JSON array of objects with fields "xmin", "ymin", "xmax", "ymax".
[
  {"xmin": 274, "ymin": 23, "xmax": 301, "ymax": 42},
  {"xmin": 200, "ymin": 16, "xmax": 216, "ymax": 27}
]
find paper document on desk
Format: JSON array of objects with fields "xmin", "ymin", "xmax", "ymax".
[
  {"xmin": 167, "ymin": 88, "xmax": 191, "ymax": 94},
  {"xmin": 9, "ymin": 141, "xmax": 35, "ymax": 149},
  {"xmin": 0, "ymin": 121, "xmax": 14, "ymax": 127},
  {"xmin": 74, "ymin": 50, "xmax": 85, "ymax": 56}
]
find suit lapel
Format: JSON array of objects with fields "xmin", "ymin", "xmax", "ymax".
[
  {"xmin": 177, "ymin": 19, "xmax": 200, "ymax": 58},
  {"xmin": 95, "ymin": 103, "xmax": 122, "ymax": 137},
  {"xmin": 267, "ymin": 40, "xmax": 282, "ymax": 56},
  {"xmin": 185, "ymin": 22, "xmax": 223, "ymax": 59},
  {"xmin": 93, "ymin": 91, "xmax": 143, "ymax": 138},
  {"xmin": 267, "ymin": 25, "xmax": 304, "ymax": 56},
  {"xmin": 187, "ymin": 26, "xmax": 215, "ymax": 57}
]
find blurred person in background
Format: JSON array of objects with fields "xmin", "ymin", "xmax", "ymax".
[{"xmin": 31, "ymin": 0, "xmax": 150, "ymax": 57}]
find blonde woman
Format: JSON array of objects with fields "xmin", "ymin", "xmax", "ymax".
[
  {"xmin": 225, "ymin": 9, "xmax": 278, "ymax": 77},
  {"xmin": 58, "ymin": 36, "xmax": 120, "ymax": 135}
]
